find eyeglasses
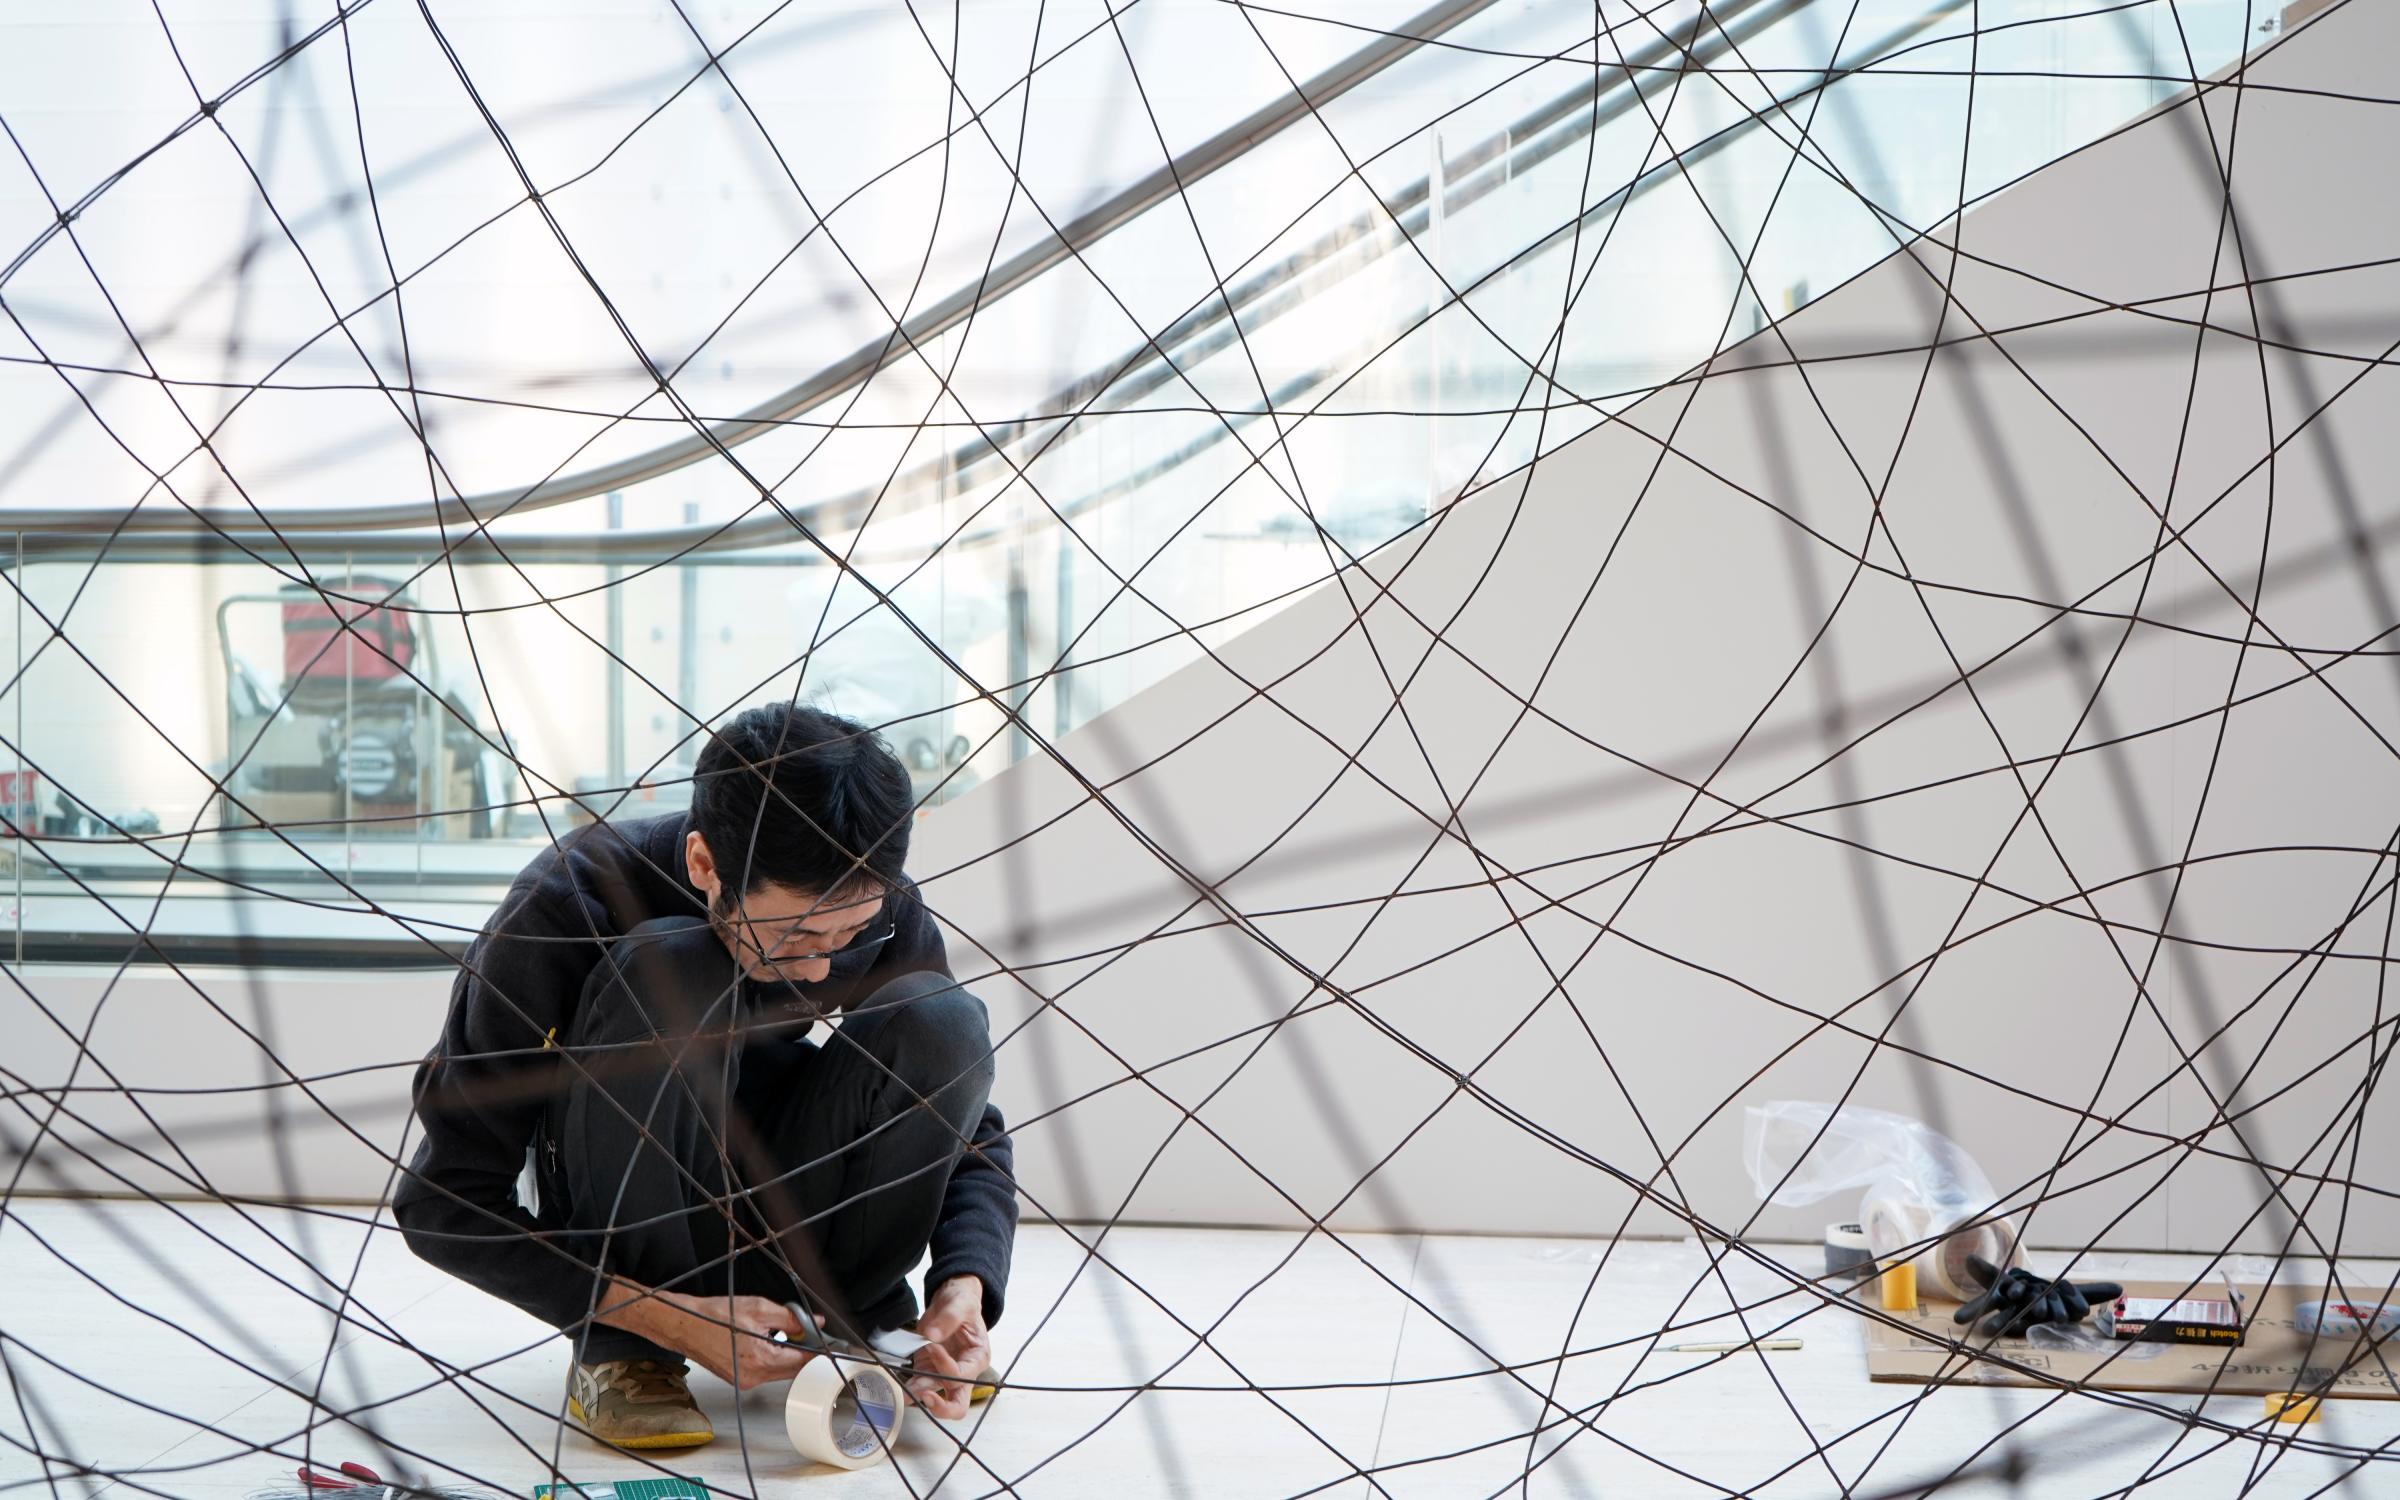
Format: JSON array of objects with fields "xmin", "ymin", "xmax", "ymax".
[{"xmin": 736, "ymin": 917, "xmax": 897, "ymax": 964}]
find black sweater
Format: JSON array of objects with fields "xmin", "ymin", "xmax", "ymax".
[{"xmin": 393, "ymin": 812, "xmax": 1016, "ymax": 1330}]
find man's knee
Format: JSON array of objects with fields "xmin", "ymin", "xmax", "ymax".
[{"xmin": 843, "ymin": 971, "xmax": 994, "ymax": 1110}]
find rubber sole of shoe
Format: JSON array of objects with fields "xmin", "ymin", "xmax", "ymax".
[{"xmin": 567, "ymin": 1395, "xmax": 713, "ymax": 1449}]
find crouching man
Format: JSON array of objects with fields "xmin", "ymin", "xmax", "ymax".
[{"xmin": 395, "ymin": 704, "xmax": 1014, "ymax": 1449}]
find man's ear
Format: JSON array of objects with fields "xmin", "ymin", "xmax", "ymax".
[{"xmin": 685, "ymin": 829, "xmax": 718, "ymax": 898}]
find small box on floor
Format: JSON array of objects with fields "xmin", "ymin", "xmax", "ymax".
[{"xmin": 2110, "ymin": 1293, "xmax": 2246, "ymax": 1346}]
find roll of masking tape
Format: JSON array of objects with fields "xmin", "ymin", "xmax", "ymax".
[
  {"xmin": 785, "ymin": 1355, "xmax": 909, "ymax": 1469},
  {"xmin": 1860, "ymin": 1195, "xmax": 2023, "ymax": 1301}
]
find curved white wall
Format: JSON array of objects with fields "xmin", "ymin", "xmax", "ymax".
[{"xmin": 914, "ymin": 0, "xmax": 2400, "ymax": 1255}]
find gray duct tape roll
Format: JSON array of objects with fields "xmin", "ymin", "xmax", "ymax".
[{"xmin": 1825, "ymin": 1221, "xmax": 1875, "ymax": 1282}]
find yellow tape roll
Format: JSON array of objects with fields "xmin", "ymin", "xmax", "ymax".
[
  {"xmin": 1879, "ymin": 1260, "xmax": 1919, "ymax": 1313},
  {"xmin": 2267, "ymin": 1393, "xmax": 2321, "ymax": 1425}
]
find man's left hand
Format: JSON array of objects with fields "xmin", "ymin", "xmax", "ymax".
[{"xmin": 908, "ymin": 1275, "xmax": 990, "ymax": 1419}]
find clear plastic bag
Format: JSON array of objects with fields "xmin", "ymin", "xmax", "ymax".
[
  {"xmin": 1744, "ymin": 1100, "xmax": 2024, "ymax": 1299},
  {"xmin": 2024, "ymin": 1316, "xmax": 2159, "ymax": 1360}
]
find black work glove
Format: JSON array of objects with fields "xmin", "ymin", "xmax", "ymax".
[{"xmin": 1952, "ymin": 1255, "xmax": 2124, "ymax": 1338}]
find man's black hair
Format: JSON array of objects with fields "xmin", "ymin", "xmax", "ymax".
[{"xmin": 689, "ymin": 703, "xmax": 914, "ymax": 897}]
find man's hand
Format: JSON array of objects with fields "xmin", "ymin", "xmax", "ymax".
[
  {"xmin": 907, "ymin": 1275, "xmax": 990, "ymax": 1419},
  {"xmin": 599, "ymin": 1279, "xmax": 815, "ymax": 1391}
]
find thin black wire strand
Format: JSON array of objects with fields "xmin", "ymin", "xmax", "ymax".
[{"xmin": 5, "ymin": 1, "xmax": 2399, "ymax": 1496}]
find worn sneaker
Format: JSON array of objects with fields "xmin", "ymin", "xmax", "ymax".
[{"xmin": 567, "ymin": 1358, "xmax": 713, "ymax": 1449}]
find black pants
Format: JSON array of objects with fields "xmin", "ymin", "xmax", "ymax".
[{"xmin": 541, "ymin": 918, "xmax": 994, "ymax": 1364}]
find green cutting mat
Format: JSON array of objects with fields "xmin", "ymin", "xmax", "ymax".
[{"xmin": 532, "ymin": 1480, "xmax": 709, "ymax": 1500}]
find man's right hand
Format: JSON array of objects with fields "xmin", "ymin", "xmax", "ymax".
[{"xmin": 601, "ymin": 1281, "xmax": 816, "ymax": 1390}]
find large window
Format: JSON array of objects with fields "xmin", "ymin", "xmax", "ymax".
[{"xmin": 0, "ymin": 0, "xmax": 2251, "ymax": 962}]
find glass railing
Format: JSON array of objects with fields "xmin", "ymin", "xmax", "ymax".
[{"xmin": 0, "ymin": 0, "xmax": 2263, "ymax": 963}]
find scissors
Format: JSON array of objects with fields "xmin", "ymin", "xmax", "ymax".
[{"xmin": 296, "ymin": 1461, "xmax": 384, "ymax": 1491}]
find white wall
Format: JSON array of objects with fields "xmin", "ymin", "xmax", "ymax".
[
  {"xmin": 5, "ymin": 967, "xmax": 446, "ymax": 1208},
  {"xmin": 11, "ymin": 3, "xmax": 2395, "ymax": 1261},
  {"xmin": 912, "ymin": 0, "xmax": 2400, "ymax": 1256}
]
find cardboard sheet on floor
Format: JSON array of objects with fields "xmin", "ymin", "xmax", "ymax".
[{"xmin": 1865, "ymin": 1281, "xmax": 2400, "ymax": 1400}]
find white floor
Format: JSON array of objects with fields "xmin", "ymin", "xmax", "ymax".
[{"xmin": 3, "ymin": 1200, "xmax": 2395, "ymax": 1498}]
